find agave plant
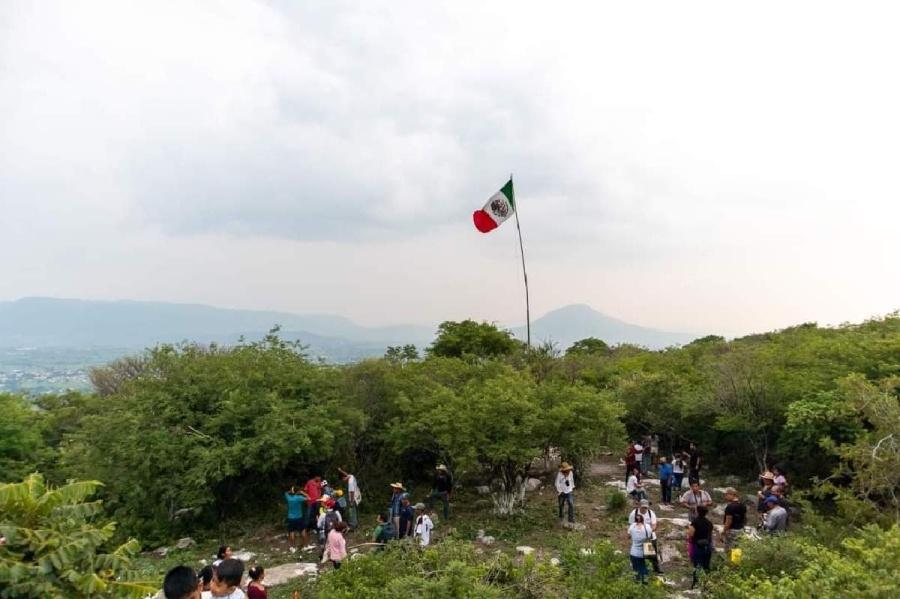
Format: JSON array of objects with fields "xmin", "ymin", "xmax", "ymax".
[{"xmin": 0, "ymin": 474, "xmax": 156, "ymax": 598}]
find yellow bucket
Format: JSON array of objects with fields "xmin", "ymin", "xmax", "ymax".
[{"xmin": 730, "ymin": 548, "xmax": 743, "ymax": 564}]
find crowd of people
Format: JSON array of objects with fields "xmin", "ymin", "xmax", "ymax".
[
  {"xmin": 618, "ymin": 438, "xmax": 791, "ymax": 587},
  {"xmin": 158, "ymin": 464, "xmax": 451, "ymax": 599},
  {"xmin": 159, "ymin": 439, "xmax": 793, "ymax": 597}
]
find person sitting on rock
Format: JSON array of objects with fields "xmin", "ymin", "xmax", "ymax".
[
  {"xmin": 626, "ymin": 467, "xmax": 648, "ymax": 502},
  {"xmin": 762, "ymin": 495, "xmax": 788, "ymax": 533},
  {"xmin": 756, "ymin": 471, "xmax": 776, "ymax": 524}
]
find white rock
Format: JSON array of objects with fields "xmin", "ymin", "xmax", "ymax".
[
  {"xmin": 563, "ymin": 521, "xmax": 586, "ymax": 531},
  {"xmin": 480, "ymin": 536, "xmax": 496, "ymax": 545},
  {"xmin": 658, "ymin": 517, "xmax": 691, "ymax": 528},
  {"xmin": 476, "ymin": 529, "xmax": 486, "ymax": 539},
  {"xmin": 659, "ymin": 544, "xmax": 682, "ymax": 563},
  {"xmin": 524, "ymin": 478, "xmax": 543, "ymax": 492},
  {"xmin": 579, "ymin": 548, "xmax": 594, "ymax": 556},
  {"xmin": 476, "ymin": 485, "xmax": 491, "ymax": 495},
  {"xmin": 264, "ymin": 562, "xmax": 319, "ymax": 586},
  {"xmin": 605, "ymin": 480, "xmax": 628, "ymax": 491},
  {"xmin": 153, "ymin": 546, "xmax": 169, "ymax": 558},
  {"xmin": 658, "ymin": 504, "xmax": 674, "ymax": 512},
  {"xmin": 550, "ymin": 557, "xmax": 560, "ymax": 566},
  {"xmin": 232, "ymin": 551, "xmax": 255, "ymax": 562},
  {"xmin": 175, "ymin": 537, "xmax": 196, "ymax": 550},
  {"xmin": 516, "ymin": 546, "xmax": 536, "ymax": 556}
]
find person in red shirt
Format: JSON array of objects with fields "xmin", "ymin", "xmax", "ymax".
[
  {"xmin": 247, "ymin": 565, "xmax": 267, "ymax": 599},
  {"xmin": 625, "ymin": 441, "xmax": 637, "ymax": 483},
  {"xmin": 303, "ymin": 475, "xmax": 323, "ymax": 545}
]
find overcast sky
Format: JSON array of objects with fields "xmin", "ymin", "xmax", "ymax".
[{"xmin": 2, "ymin": 1, "xmax": 898, "ymax": 336}]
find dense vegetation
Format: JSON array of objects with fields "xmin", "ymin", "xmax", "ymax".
[{"xmin": 1, "ymin": 315, "xmax": 898, "ymax": 596}]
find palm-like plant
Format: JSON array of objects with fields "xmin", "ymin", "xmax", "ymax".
[{"xmin": 0, "ymin": 474, "xmax": 156, "ymax": 598}]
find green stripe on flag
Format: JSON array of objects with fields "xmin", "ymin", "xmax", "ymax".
[{"xmin": 501, "ymin": 178, "xmax": 515, "ymax": 209}]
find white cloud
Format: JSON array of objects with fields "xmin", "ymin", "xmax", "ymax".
[{"xmin": 2, "ymin": 1, "xmax": 899, "ymax": 335}]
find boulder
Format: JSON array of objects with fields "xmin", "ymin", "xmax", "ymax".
[
  {"xmin": 264, "ymin": 562, "xmax": 319, "ymax": 586},
  {"xmin": 516, "ymin": 546, "xmax": 536, "ymax": 556},
  {"xmin": 657, "ymin": 503, "xmax": 674, "ymax": 512},
  {"xmin": 550, "ymin": 557, "xmax": 560, "ymax": 566},
  {"xmin": 658, "ymin": 517, "xmax": 691, "ymax": 528},
  {"xmin": 476, "ymin": 485, "xmax": 491, "ymax": 496},
  {"xmin": 232, "ymin": 551, "xmax": 255, "ymax": 562},
  {"xmin": 153, "ymin": 546, "xmax": 169, "ymax": 558},
  {"xmin": 563, "ymin": 521, "xmax": 586, "ymax": 531},
  {"xmin": 659, "ymin": 543, "xmax": 682, "ymax": 563},
  {"xmin": 664, "ymin": 529, "xmax": 686, "ymax": 541},
  {"xmin": 524, "ymin": 478, "xmax": 543, "ymax": 492},
  {"xmin": 175, "ymin": 537, "xmax": 196, "ymax": 550},
  {"xmin": 479, "ymin": 536, "xmax": 496, "ymax": 546}
]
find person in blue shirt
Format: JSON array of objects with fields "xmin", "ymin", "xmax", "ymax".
[
  {"xmin": 389, "ymin": 482, "xmax": 405, "ymax": 539},
  {"xmin": 658, "ymin": 457, "xmax": 674, "ymax": 505},
  {"xmin": 285, "ymin": 486, "xmax": 308, "ymax": 547},
  {"xmin": 397, "ymin": 494, "xmax": 415, "ymax": 539}
]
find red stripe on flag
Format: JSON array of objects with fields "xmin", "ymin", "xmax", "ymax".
[{"xmin": 473, "ymin": 210, "xmax": 498, "ymax": 233}]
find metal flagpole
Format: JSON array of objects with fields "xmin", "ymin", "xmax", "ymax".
[{"xmin": 511, "ymin": 173, "xmax": 531, "ymax": 349}]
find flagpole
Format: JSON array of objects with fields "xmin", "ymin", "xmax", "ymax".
[{"xmin": 511, "ymin": 173, "xmax": 531, "ymax": 350}]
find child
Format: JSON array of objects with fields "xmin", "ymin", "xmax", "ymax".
[
  {"xmin": 326, "ymin": 521, "xmax": 348, "ymax": 569},
  {"xmin": 197, "ymin": 565, "xmax": 214, "ymax": 599},
  {"xmin": 210, "ymin": 559, "xmax": 245, "ymax": 599},
  {"xmin": 163, "ymin": 565, "xmax": 200, "ymax": 599},
  {"xmin": 246, "ymin": 565, "xmax": 266, "ymax": 599}
]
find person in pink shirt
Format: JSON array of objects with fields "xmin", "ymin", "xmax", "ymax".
[{"xmin": 326, "ymin": 521, "xmax": 348, "ymax": 570}]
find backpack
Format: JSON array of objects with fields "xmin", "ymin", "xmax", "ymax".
[{"xmin": 323, "ymin": 511, "xmax": 340, "ymax": 534}]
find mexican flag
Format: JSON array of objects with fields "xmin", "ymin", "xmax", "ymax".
[{"xmin": 473, "ymin": 179, "xmax": 515, "ymax": 233}]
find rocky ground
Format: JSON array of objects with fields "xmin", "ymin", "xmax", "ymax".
[{"xmin": 138, "ymin": 456, "xmax": 763, "ymax": 598}]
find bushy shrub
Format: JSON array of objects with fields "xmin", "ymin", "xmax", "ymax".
[
  {"xmin": 0, "ymin": 474, "xmax": 154, "ymax": 598},
  {"xmin": 705, "ymin": 524, "xmax": 900, "ymax": 599},
  {"xmin": 606, "ymin": 490, "xmax": 627, "ymax": 511}
]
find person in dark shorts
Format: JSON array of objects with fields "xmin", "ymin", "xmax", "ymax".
[
  {"xmin": 285, "ymin": 486, "xmax": 307, "ymax": 547},
  {"xmin": 720, "ymin": 487, "xmax": 746, "ymax": 551}
]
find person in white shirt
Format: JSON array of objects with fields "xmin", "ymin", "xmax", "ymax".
[
  {"xmin": 628, "ymin": 499, "xmax": 662, "ymax": 574},
  {"xmin": 680, "ymin": 480, "xmax": 713, "ymax": 519},
  {"xmin": 555, "ymin": 462, "xmax": 576, "ymax": 524},
  {"xmin": 626, "ymin": 513, "xmax": 653, "ymax": 584},
  {"xmin": 672, "ymin": 453, "xmax": 686, "ymax": 490},
  {"xmin": 626, "ymin": 467, "xmax": 648, "ymax": 502},
  {"xmin": 633, "ymin": 442, "xmax": 644, "ymax": 471},
  {"xmin": 412, "ymin": 503, "xmax": 434, "ymax": 547},
  {"xmin": 338, "ymin": 468, "xmax": 362, "ymax": 529}
]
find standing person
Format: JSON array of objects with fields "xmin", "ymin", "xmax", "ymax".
[
  {"xmin": 303, "ymin": 475, "xmax": 324, "ymax": 545},
  {"xmin": 213, "ymin": 546, "xmax": 232, "ymax": 567},
  {"xmin": 338, "ymin": 468, "xmax": 362, "ymax": 530},
  {"xmin": 762, "ymin": 496, "xmax": 788, "ymax": 533},
  {"xmin": 555, "ymin": 462, "xmax": 576, "ymax": 524},
  {"xmin": 625, "ymin": 441, "xmax": 637, "ymax": 483},
  {"xmin": 413, "ymin": 503, "xmax": 434, "ymax": 548},
  {"xmin": 756, "ymin": 471, "xmax": 776, "ymax": 525},
  {"xmin": 316, "ymin": 496, "xmax": 342, "ymax": 547},
  {"xmin": 246, "ymin": 566, "xmax": 266, "ymax": 599},
  {"xmin": 650, "ymin": 434, "xmax": 660, "ymax": 466},
  {"xmin": 629, "ymin": 499, "xmax": 662, "ymax": 574},
  {"xmin": 626, "ymin": 467, "xmax": 648, "ymax": 502},
  {"xmin": 163, "ymin": 566, "xmax": 200, "ymax": 599},
  {"xmin": 687, "ymin": 506, "xmax": 713, "ymax": 589},
  {"xmin": 680, "ymin": 480, "xmax": 712, "ymax": 520},
  {"xmin": 633, "ymin": 440, "xmax": 645, "ymax": 477},
  {"xmin": 772, "ymin": 466, "xmax": 789, "ymax": 494},
  {"xmin": 688, "ymin": 442, "xmax": 703, "ymax": 481},
  {"xmin": 284, "ymin": 486, "xmax": 307, "ymax": 547},
  {"xmin": 397, "ymin": 494, "xmax": 415, "ymax": 539},
  {"xmin": 427, "ymin": 465, "xmax": 453, "ymax": 521},
  {"xmin": 641, "ymin": 434, "xmax": 653, "ymax": 474},
  {"xmin": 326, "ymin": 522, "xmax": 348, "ymax": 569},
  {"xmin": 672, "ymin": 453, "xmax": 687, "ymax": 491},
  {"xmin": 720, "ymin": 487, "xmax": 747, "ymax": 552},
  {"xmin": 389, "ymin": 482, "xmax": 405, "ymax": 539},
  {"xmin": 658, "ymin": 457, "xmax": 674, "ymax": 505},
  {"xmin": 626, "ymin": 513, "xmax": 652, "ymax": 584}
]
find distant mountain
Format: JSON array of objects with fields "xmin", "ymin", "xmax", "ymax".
[
  {"xmin": 511, "ymin": 304, "xmax": 698, "ymax": 350},
  {"xmin": 0, "ymin": 298, "xmax": 699, "ymax": 367},
  {"xmin": 0, "ymin": 297, "xmax": 435, "ymax": 361}
]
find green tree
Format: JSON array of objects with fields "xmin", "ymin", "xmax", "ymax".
[
  {"xmin": 0, "ymin": 393, "xmax": 47, "ymax": 482},
  {"xmin": 565, "ymin": 337, "xmax": 610, "ymax": 356},
  {"xmin": 428, "ymin": 320, "xmax": 520, "ymax": 359},
  {"xmin": 0, "ymin": 474, "xmax": 153, "ymax": 598}
]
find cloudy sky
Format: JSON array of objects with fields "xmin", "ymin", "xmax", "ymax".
[{"xmin": 2, "ymin": 1, "xmax": 898, "ymax": 336}]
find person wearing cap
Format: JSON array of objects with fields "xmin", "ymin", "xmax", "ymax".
[
  {"xmin": 720, "ymin": 487, "xmax": 747, "ymax": 551},
  {"xmin": 316, "ymin": 495, "xmax": 342, "ymax": 549},
  {"xmin": 555, "ymin": 462, "xmax": 576, "ymax": 524},
  {"xmin": 397, "ymin": 494, "xmax": 415, "ymax": 539},
  {"xmin": 756, "ymin": 471, "xmax": 776, "ymax": 524},
  {"xmin": 762, "ymin": 495, "xmax": 788, "ymax": 533},
  {"xmin": 412, "ymin": 503, "xmax": 434, "ymax": 547},
  {"xmin": 427, "ymin": 464, "xmax": 453, "ymax": 521},
  {"xmin": 389, "ymin": 482, "xmax": 405, "ymax": 539},
  {"xmin": 628, "ymin": 499, "xmax": 662, "ymax": 574}
]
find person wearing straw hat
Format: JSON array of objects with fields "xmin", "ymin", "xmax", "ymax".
[
  {"xmin": 389, "ymin": 482, "xmax": 405, "ymax": 539},
  {"xmin": 427, "ymin": 464, "xmax": 454, "ymax": 521},
  {"xmin": 555, "ymin": 462, "xmax": 576, "ymax": 524}
]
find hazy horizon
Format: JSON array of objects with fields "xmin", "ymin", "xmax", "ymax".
[{"xmin": 3, "ymin": 1, "xmax": 899, "ymax": 337}]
